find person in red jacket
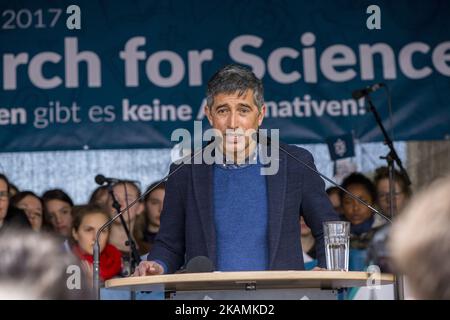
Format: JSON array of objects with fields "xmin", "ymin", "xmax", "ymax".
[{"xmin": 71, "ymin": 204, "xmax": 122, "ymax": 283}]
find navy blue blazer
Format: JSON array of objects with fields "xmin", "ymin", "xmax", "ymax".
[{"xmin": 148, "ymin": 142, "xmax": 338, "ymax": 273}]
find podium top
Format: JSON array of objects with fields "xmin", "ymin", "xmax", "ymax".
[{"xmin": 105, "ymin": 271, "xmax": 394, "ymax": 292}]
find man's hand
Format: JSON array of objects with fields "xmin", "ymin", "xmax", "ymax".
[{"xmin": 133, "ymin": 261, "xmax": 164, "ymax": 277}]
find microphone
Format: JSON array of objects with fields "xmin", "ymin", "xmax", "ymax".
[
  {"xmin": 94, "ymin": 174, "xmax": 120, "ymax": 185},
  {"xmin": 183, "ymin": 256, "xmax": 214, "ymax": 273},
  {"xmin": 352, "ymin": 83, "xmax": 385, "ymax": 99},
  {"xmin": 94, "ymin": 174, "xmax": 139, "ymax": 186}
]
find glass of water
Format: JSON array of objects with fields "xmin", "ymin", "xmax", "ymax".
[{"xmin": 323, "ymin": 221, "xmax": 350, "ymax": 271}]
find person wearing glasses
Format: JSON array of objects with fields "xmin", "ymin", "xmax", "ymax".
[
  {"xmin": 367, "ymin": 166, "xmax": 412, "ymax": 273},
  {"xmin": 374, "ymin": 166, "xmax": 412, "ymax": 218}
]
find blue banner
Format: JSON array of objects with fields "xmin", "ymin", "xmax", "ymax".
[{"xmin": 1, "ymin": 0, "xmax": 449, "ymax": 152}]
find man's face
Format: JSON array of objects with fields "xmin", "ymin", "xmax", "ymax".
[
  {"xmin": 205, "ymin": 90, "xmax": 265, "ymax": 158},
  {"xmin": 0, "ymin": 179, "xmax": 8, "ymax": 222}
]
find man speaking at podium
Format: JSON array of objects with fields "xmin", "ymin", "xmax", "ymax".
[{"xmin": 134, "ymin": 64, "xmax": 337, "ymax": 276}]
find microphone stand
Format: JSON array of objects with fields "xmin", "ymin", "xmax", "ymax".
[
  {"xmin": 365, "ymin": 94, "xmax": 411, "ymax": 300},
  {"xmin": 280, "ymin": 90, "xmax": 410, "ymax": 300},
  {"xmin": 262, "ymin": 132, "xmax": 400, "ymax": 299},
  {"xmin": 93, "ymin": 182, "xmax": 141, "ymax": 300}
]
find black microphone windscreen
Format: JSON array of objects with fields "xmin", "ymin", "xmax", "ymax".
[
  {"xmin": 185, "ymin": 256, "xmax": 214, "ymax": 273},
  {"xmin": 95, "ymin": 174, "xmax": 106, "ymax": 185}
]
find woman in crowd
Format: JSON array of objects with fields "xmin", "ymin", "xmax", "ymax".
[
  {"xmin": 134, "ymin": 180, "xmax": 165, "ymax": 256},
  {"xmin": 374, "ymin": 166, "xmax": 412, "ymax": 217},
  {"xmin": 340, "ymin": 172, "xmax": 383, "ymax": 271},
  {"xmin": 42, "ymin": 189, "xmax": 74, "ymax": 238},
  {"xmin": 107, "ymin": 180, "xmax": 142, "ymax": 276},
  {"xmin": 88, "ymin": 186, "xmax": 109, "ymax": 207},
  {"xmin": 10, "ymin": 191, "xmax": 45, "ymax": 232},
  {"xmin": 367, "ymin": 166, "xmax": 413, "ymax": 273},
  {"xmin": 71, "ymin": 204, "xmax": 122, "ymax": 283}
]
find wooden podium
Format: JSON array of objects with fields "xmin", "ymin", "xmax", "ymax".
[{"xmin": 105, "ymin": 271, "xmax": 395, "ymax": 300}]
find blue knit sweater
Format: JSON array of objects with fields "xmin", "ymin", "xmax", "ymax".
[{"xmin": 213, "ymin": 163, "xmax": 269, "ymax": 271}]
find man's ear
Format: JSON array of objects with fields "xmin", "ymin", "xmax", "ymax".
[
  {"xmin": 205, "ymin": 105, "xmax": 213, "ymax": 126},
  {"xmin": 258, "ymin": 104, "xmax": 266, "ymax": 126}
]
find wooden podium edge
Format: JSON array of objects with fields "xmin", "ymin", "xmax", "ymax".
[{"xmin": 105, "ymin": 270, "xmax": 395, "ymax": 291}]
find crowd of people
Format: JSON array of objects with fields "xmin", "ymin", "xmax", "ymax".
[
  {"xmin": 0, "ymin": 165, "xmax": 408, "ymax": 279},
  {"xmin": 1, "ymin": 165, "xmax": 449, "ymax": 299},
  {"xmin": 301, "ymin": 166, "xmax": 412, "ymax": 274},
  {"xmin": 0, "ymin": 173, "xmax": 166, "ymax": 294}
]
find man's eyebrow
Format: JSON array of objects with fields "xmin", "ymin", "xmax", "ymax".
[
  {"xmin": 237, "ymin": 103, "xmax": 252, "ymax": 109},
  {"xmin": 215, "ymin": 103, "xmax": 229, "ymax": 109}
]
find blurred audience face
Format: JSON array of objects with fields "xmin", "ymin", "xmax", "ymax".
[
  {"xmin": 0, "ymin": 229, "xmax": 89, "ymax": 299},
  {"xmin": 342, "ymin": 184, "xmax": 374, "ymax": 225},
  {"xmin": 72, "ymin": 212, "xmax": 109, "ymax": 255},
  {"xmin": 390, "ymin": 177, "xmax": 450, "ymax": 299},
  {"xmin": 89, "ymin": 187, "xmax": 109, "ymax": 207},
  {"xmin": 328, "ymin": 191, "xmax": 342, "ymax": 214},
  {"xmin": 109, "ymin": 182, "xmax": 142, "ymax": 225},
  {"xmin": 299, "ymin": 216, "xmax": 312, "ymax": 237},
  {"xmin": 0, "ymin": 179, "xmax": 8, "ymax": 223},
  {"xmin": 145, "ymin": 188, "xmax": 165, "ymax": 229},
  {"xmin": 16, "ymin": 195, "xmax": 43, "ymax": 231},
  {"xmin": 46, "ymin": 199, "xmax": 73, "ymax": 237},
  {"xmin": 376, "ymin": 178, "xmax": 407, "ymax": 215}
]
